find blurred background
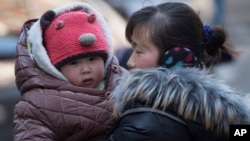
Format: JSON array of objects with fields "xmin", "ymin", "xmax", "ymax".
[{"xmin": 0, "ymin": 0, "xmax": 249, "ymax": 140}]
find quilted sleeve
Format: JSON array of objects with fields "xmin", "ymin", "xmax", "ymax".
[{"xmin": 13, "ymin": 101, "xmax": 56, "ymax": 141}]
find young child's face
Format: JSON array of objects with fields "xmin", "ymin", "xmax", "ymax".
[
  {"xmin": 60, "ymin": 56, "xmax": 105, "ymax": 88},
  {"xmin": 127, "ymin": 33, "xmax": 160, "ymax": 69}
]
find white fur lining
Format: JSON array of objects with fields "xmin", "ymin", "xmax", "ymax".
[{"xmin": 27, "ymin": 21, "xmax": 67, "ymax": 80}]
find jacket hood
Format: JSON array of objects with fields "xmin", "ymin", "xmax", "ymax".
[
  {"xmin": 111, "ymin": 67, "xmax": 250, "ymax": 135},
  {"xmin": 26, "ymin": 2, "xmax": 113, "ymax": 81},
  {"xmin": 15, "ymin": 18, "xmax": 125, "ymax": 95}
]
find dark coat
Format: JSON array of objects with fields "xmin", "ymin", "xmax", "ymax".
[
  {"xmin": 106, "ymin": 68, "xmax": 250, "ymax": 141},
  {"xmin": 13, "ymin": 19, "xmax": 128, "ymax": 141}
]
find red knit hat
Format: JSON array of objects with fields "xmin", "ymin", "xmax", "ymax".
[{"xmin": 43, "ymin": 10, "xmax": 109, "ymax": 68}]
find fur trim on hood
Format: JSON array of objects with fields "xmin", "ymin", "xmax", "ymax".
[
  {"xmin": 111, "ymin": 67, "xmax": 250, "ymax": 135},
  {"xmin": 26, "ymin": 2, "xmax": 112, "ymax": 81}
]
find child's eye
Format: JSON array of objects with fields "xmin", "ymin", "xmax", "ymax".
[
  {"xmin": 68, "ymin": 60, "xmax": 78, "ymax": 65},
  {"xmin": 88, "ymin": 56, "xmax": 96, "ymax": 61}
]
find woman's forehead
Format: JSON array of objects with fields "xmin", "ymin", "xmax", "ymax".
[{"xmin": 132, "ymin": 24, "xmax": 152, "ymax": 44}]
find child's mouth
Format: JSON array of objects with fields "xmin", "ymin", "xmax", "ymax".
[{"xmin": 82, "ymin": 79, "xmax": 94, "ymax": 86}]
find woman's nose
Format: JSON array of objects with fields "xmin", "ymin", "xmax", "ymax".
[{"xmin": 127, "ymin": 54, "xmax": 136, "ymax": 69}]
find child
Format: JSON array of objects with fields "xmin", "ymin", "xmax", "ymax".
[
  {"xmin": 105, "ymin": 2, "xmax": 247, "ymax": 141},
  {"xmin": 13, "ymin": 2, "xmax": 127, "ymax": 141}
]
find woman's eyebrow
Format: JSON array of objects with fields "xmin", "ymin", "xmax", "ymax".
[{"xmin": 130, "ymin": 41, "xmax": 137, "ymax": 48}]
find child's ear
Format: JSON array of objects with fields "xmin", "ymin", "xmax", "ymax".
[{"xmin": 40, "ymin": 10, "xmax": 56, "ymax": 30}]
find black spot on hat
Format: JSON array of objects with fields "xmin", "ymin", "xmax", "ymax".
[{"xmin": 40, "ymin": 10, "xmax": 56, "ymax": 30}]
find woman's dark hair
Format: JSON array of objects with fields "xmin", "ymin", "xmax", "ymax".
[{"xmin": 125, "ymin": 2, "xmax": 238, "ymax": 68}]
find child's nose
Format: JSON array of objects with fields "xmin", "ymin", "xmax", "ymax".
[{"xmin": 80, "ymin": 64, "xmax": 90, "ymax": 73}]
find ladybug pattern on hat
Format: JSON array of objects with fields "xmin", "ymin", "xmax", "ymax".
[
  {"xmin": 26, "ymin": 2, "xmax": 113, "ymax": 81},
  {"xmin": 163, "ymin": 47, "xmax": 204, "ymax": 69},
  {"xmin": 42, "ymin": 10, "xmax": 109, "ymax": 67}
]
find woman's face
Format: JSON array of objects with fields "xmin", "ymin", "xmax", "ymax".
[{"xmin": 127, "ymin": 32, "xmax": 160, "ymax": 69}]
